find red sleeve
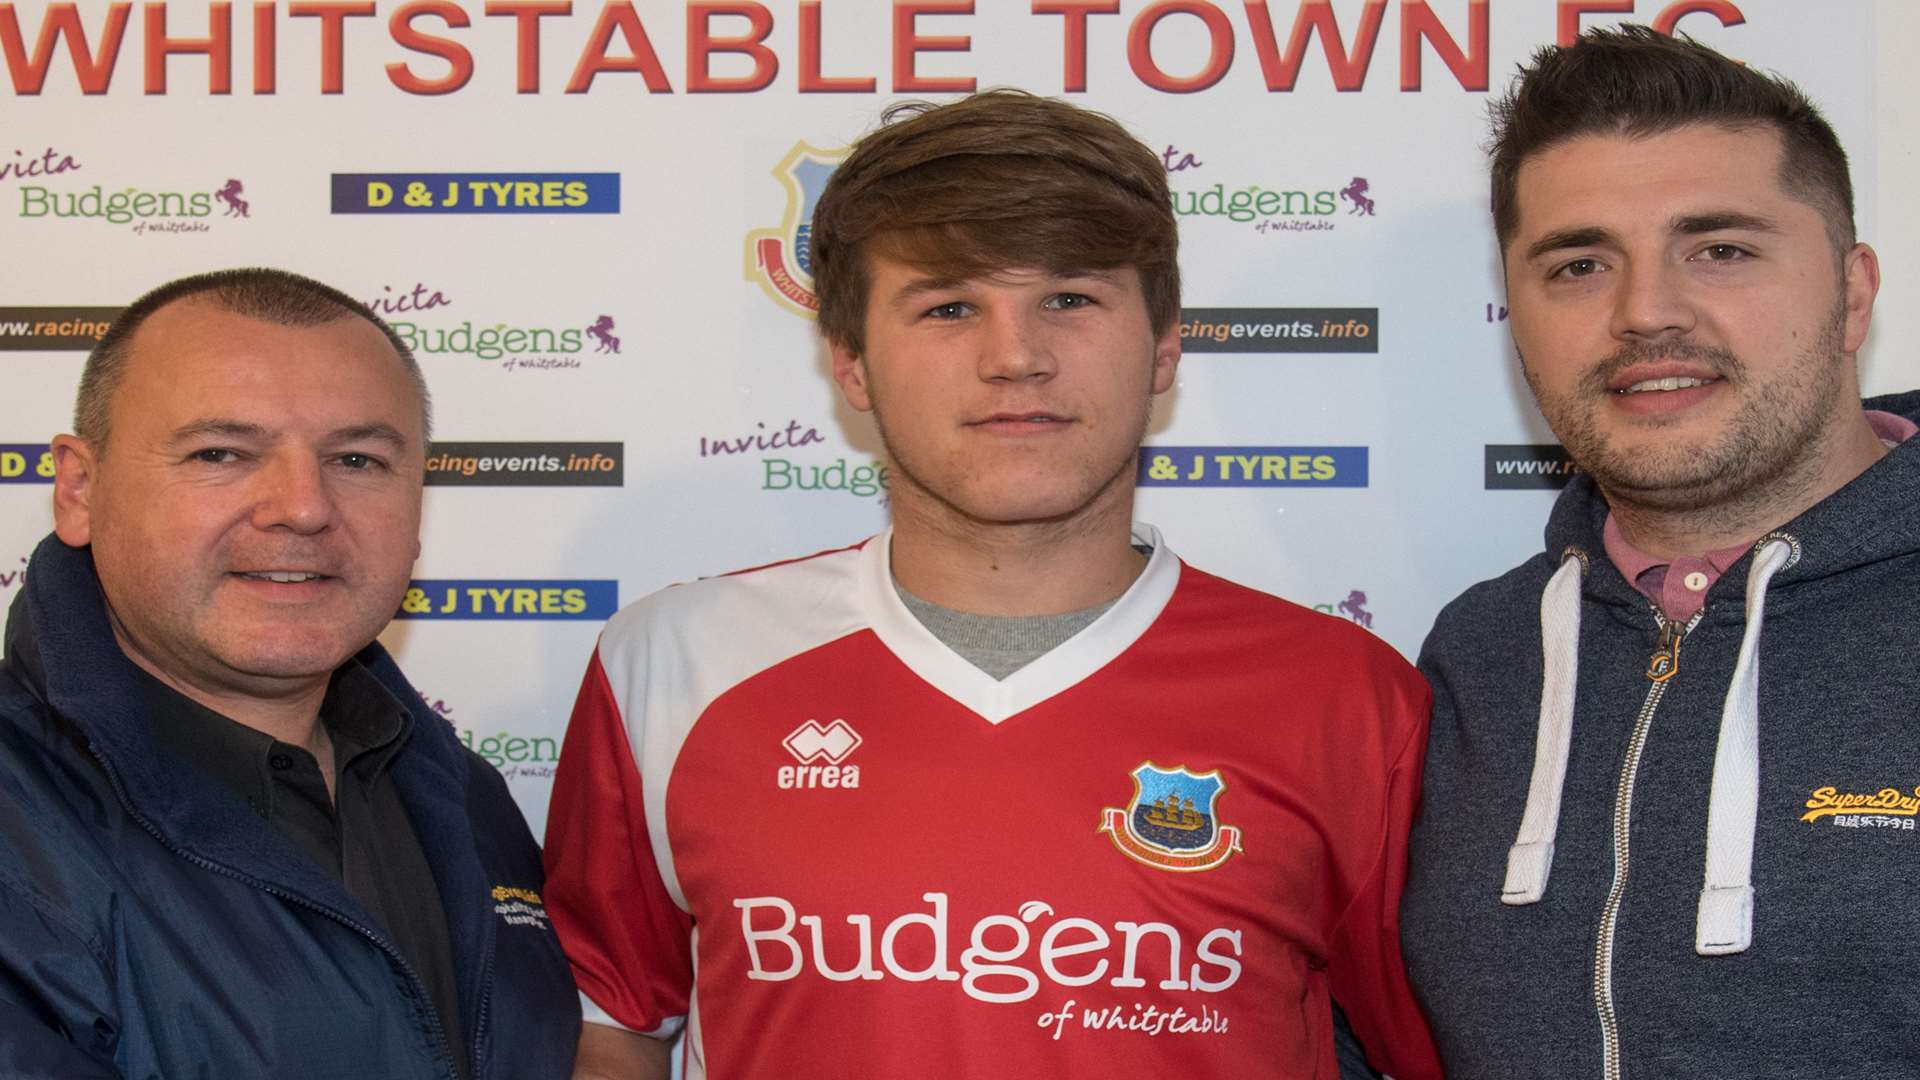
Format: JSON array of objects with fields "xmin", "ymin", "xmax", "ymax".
[
  {"xmin": 543, "ymin": 648, "xmax": 693, "ymax": 1037},
  {"xmin": 1327, "ymin": 671, "xmax": 1446, "ymax": 1080}
]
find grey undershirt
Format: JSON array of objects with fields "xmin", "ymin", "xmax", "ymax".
[
  {"xmin": 892, "ymin": 544, "xmax": 1152, "ymax": 679},
  {"xmin": 895, "ymin": 583, "xmax": 1116, "ymax": 679}
]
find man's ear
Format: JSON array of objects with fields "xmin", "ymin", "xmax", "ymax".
[
  {"xmin": 1840, "ymin": 242, "xmax": 1880, "ymax": 354},
  {"xmin": 1150, "ymin": 318, "xmax": 1182, "ymax": 396},
  {"xmin": 51, "ymin": 434, "xmax": 99, "ymax": 547},
  {"xmin": 829, "ymin": 337, "xmax": 875, "ymax": 413}
]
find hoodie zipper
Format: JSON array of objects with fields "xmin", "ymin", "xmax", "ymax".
[
  {"xmin": 1593, "ymin": 606, "xmax": 1704, "ymax": 1080},
  {"xmin": 85, "ymin": 744, "xmax": 463, "ymax": 1080}
]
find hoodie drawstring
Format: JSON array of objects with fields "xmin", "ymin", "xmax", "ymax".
[
  {"xmin": 1502, "ymin": 551, "xmax": 1585, "ymax": 905},
  {"xmin": 1501, "ymin": 535, "xmax": 1801, "ymax": 957},
  {"xmin": 1695, "ymin": 534, "xmax": 1799, "ymax": 955}
]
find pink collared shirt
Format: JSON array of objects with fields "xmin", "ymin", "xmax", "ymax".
[{"xmin": 1603, "ymin": 410, "xmax": 1917, "ymax": 622}]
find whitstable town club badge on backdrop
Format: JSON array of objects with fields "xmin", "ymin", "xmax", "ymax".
[
  {"xmin": 1100, "ymin": 763, "xmax": 1243, "ymax": 872},
  {"xmin": 744, "ymin": 142, "xmax": 847, "ymax": 318}
]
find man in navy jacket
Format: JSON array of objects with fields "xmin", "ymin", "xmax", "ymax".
[{"xmin": 0, "ymin": 268, "xmax": 578, "ymax": 1078}]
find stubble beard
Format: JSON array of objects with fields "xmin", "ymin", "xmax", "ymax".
[{"xmin": 1521, "ymin": 300, "xmax": 1850, "ymax": 528}]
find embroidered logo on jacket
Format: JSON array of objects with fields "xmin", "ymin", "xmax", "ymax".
[
  {"xmin": 1801, "ymin": 785, "xmax": 1920, "ymax": 830},
  {"xmin": 491, "ymin": 885, "xmax": 551, "ymax": 929},
  {"xmin": 779, "ymin": 719, "xmax": 862, "ymax": 790},
  {"xmin": 1099, "ymin": 763, "xmax": 1243, "ymax": 872}
]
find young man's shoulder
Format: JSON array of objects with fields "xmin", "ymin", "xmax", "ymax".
[
  {"xmin": 1173, "ymin": 560, "xmax": 1415, "ymax": 673},
  {"xmin": 590, "ymin": 537, "xmax": 877, "ymax": 708},
  {"xmin": 602, "ymin": 538, "xmax": 870, "ymax": 641}
]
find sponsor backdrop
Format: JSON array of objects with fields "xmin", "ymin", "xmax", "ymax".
[{"xmin": 2, "ymin": 0, "xmax": 1916, "ymax": 840}]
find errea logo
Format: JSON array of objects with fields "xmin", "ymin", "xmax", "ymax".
[{"xmin": 779, "ymin": 719, "xmax": 862, "ymax": 790}]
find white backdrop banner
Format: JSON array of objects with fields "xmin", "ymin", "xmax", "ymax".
[{"xmin": 0, "ymin": 0, "xmax": 1899, "ymax": 835}]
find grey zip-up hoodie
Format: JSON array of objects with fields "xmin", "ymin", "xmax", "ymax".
[{"xmin": 1402, "ymin": 391, "xmax": 1920, "ymax": 1078}]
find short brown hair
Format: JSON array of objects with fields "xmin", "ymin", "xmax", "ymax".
[
  {"xmin": 77, "ymin": 267, "xmax": 430, "ymax": 450},
  {"xmin": 812, "ymin": 89, "xmax": 1179, "ymax": 354},
  {"xmin": 1489, "ymin": 24, "xmax": 1853, "ymax": 250}
]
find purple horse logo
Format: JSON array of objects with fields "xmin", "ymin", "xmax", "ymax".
[
  {"xmin": 1337, "ymin": 589, "xmax": 1374, "ymax": 629},
  {"xmin": 1338, "ymin": 177, "xmax": 1374, "ymax": 217},
  {"xmin": 215, "ymin": 179, "xmax": 249, "ymax": 218},
  {"xmin": 587, "ymin": 315, "xmax": 621, "ymax": 354}
]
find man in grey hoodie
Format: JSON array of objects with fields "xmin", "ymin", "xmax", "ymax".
[{"xmin": 1401, "ymin": 25, "xmax": 1920, "ymax": 1077}]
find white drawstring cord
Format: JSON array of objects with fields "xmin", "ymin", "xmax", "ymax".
[
  {"xmin": 1502, "ymin": 551, "xmax": 1585, "ymax": 905},
  {"xmin": 1695, "ymin": 534, "xmax": 1800, "ymax": 955}
]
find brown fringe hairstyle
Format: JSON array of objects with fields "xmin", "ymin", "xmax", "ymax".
[
  {"xmin": 811, "ymin": 89, "xmax": 1179, "ymax": 354},
  {"xmin": 1489, "ymin": 24, "xmax": 1854, "ymax": 252}
]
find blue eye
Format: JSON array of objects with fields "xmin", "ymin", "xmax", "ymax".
[{"xmin": 925, "ymin": 302, "xmax": 971, "ymax": 320}]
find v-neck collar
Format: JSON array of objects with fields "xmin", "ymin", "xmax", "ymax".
[{"xmin": 858, "ymin": 523, "xmax": 1180, "ymax": 724}]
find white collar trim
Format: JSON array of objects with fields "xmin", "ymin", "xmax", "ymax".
[{"xmin": 858, "ymin": 523, "xmax": 1180, "ymax": 724}]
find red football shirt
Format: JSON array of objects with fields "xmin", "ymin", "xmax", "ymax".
[{"xmin": 545, "ymin": 526, "xmax": 1442, "ymax": 1079}]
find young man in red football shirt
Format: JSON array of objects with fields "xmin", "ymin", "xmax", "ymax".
[{"xmin": 546, "ymin": 91, "xmax": 1442, "ymax": 1080}]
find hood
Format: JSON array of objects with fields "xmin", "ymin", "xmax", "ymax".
[{"xmin": 1504, "ymin": 391, "xmax": 1920, "ymax": 957}]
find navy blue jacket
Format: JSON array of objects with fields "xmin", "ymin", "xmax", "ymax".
[{"xmin": 0, "ymin": 535, "xmax": 579, "ymax": 1079}]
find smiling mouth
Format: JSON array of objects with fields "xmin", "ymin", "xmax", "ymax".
[
  {"xmin": 235, "ymin": 571, "xmax": 330, "ymax": 583},
  {"xmin": 1616, "ymin": 375, "xmax": 1720, "ymax": 394}
]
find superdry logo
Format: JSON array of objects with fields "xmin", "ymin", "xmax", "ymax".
[
  {"xmin": 780, "ymin": 719, "xmax": 861, "ymax": 790},
  {"xmin": 1801, "ymin": 785, "xmax": 1920, "ymax": 830}
]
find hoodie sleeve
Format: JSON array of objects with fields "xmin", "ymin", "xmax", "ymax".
[{"xmin": 1325, "ymin": 669, "xmax": 1446, "ymax": 1080}]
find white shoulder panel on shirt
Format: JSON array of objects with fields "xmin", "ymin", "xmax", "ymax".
[{"xmin": 594, "ymin": 540, "xmax": 871, "ymax": 911}]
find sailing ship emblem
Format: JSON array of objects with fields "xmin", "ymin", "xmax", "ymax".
[{"xmin": 1099, "ymin": 763, "xmax": 1243, "ymax": 872}]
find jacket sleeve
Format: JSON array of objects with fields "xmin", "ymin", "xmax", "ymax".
[
  {"xmin": 0, "ymin": 875, "xmax": 124, "ymax": 1079},
  {"xmin": 542, "ymin": 646, "xmax": 694, "ymax": 1040},
  {"xmin": 1326, "ymin": 670, "xmax": 1446, "ymax": 1080}
]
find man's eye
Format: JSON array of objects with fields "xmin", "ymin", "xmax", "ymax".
[
  {"xmin": 189, "ymin": 448, "xmax": 238, "ymax": 464},
  {"xmin": 337, "ymin": 453, "xmax": 382, "ymax": 470},
  {"xmin": 1553, "ymin": 257, "xmax": 1604, "ymax": 279},
  {"xmin": 1045, "ymin": 293, "xmax": 1095, "ymax": 310},
  {"xmin": 925, "ymin": 301, "xmax": 971, "ymax": 320},
  {"xmin": 1697, "ymin": 243, "xmax": 1750, "ymax": 262}
]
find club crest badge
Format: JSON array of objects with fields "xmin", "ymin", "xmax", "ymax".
[
  {"xmin": 744, "ymin": 142, "xmax": 847, "ymax": 318},
  {"xmin": 1099, "ymin": 763, "xmax": 1243, "ymax": 872}
]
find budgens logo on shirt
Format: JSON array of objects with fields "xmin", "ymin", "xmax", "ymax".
[{"xmin": 733, "ymin": 890, "xmax": 1244, "ymax": 1010}]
